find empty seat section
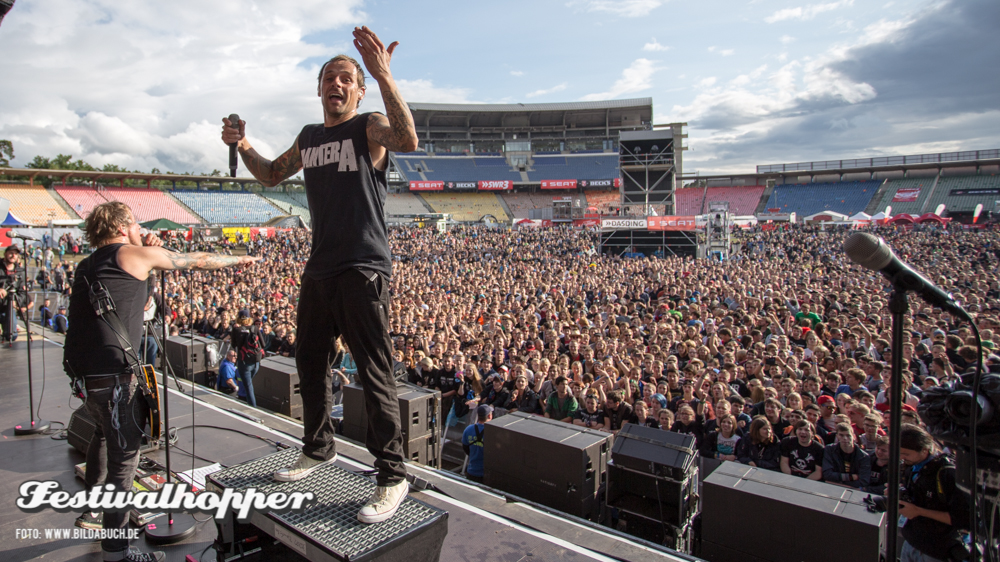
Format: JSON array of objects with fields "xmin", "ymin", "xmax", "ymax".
[
  {"xmin": 674, "ymin": 188, "xmax": 706, "ymax": 215},
  {"xmin": 419, "ymin": 192, "xmax": 509, "ymax": 222},
  {"xmin": 501, "ymin": 192, "xmax": 586, "ymax": 219},
  {"xmin": 396, "ymin": 156, "xmax": 522, "ymax": 182},
  {"xmin": 0, "ymin": 184, "xmax": 75, "ymax": 224},
  {"xmin": 385, "ymin": 192, "xmax": 429, "ymax": 216},
  {"xmin": 102, "ymin": 187, "xmax": 202, "ymax": 223},
  {"xmin": 262, "ymin": 193, "xmax": 311, "ymax": 225},
  {"xmin": 927, "ymin": 175, "xmax": 1000, "ymax": 215},
  {"xmin": 171, "ymin": 192, "xmax": 283, "ymax": 225},
  {"xmin": 54, "ymin": 185, "xmax": 109, "ymax": 219},
  {"xmin": 528, "ymin": 155, "xmax": 619, "ymax": 181},
  {"xmin": 871, "ymin": 178, "xmax": 935, "ymax": 216},
  {"xmin": 763, "ymin": 181, "xmax": 881, "ymax": 216},
  {"xmin": 702, "ymin": 186, "xmax": 766, "ymax": 216}
]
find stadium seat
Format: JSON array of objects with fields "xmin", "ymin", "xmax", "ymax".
[
  {"xmin": 583, "ymin": 190, "xmax": 620, "ymax": 214},
  {"xmin": 171, "ymin": 191, "xmax": 284, "ymax": 225},
  {"xmin": 528, "ymin": 155, "xmax": 619, "ymax": 181},
  {"xmin": 262, "ymin": 192, "xmax": 311, "ymax": 225},
  {"xmin": 763, "ymin": 181, "xmax": 881, "ymax": 216},
  {"xmin": 501, "ymin": 192, "xmax": 586, "ymax": 219},
  {"xmin": 0, "ymin": 184, "xmax": 75, "ymax": 224},
  {"xmin": 385, "ymin": 192, "xmax": 430, "ymax": 216},
  {"xmin": 419, "ymin": 192, "xmax": 510, "ymax": 222}
]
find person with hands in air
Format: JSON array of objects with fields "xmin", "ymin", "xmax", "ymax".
[{"xmin": 221, "ymin": 26, "xmax": 418, "ymax": 525}]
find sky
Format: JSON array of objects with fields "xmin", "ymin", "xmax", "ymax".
[{"xmin": 0, "ymin": 0, "xmax": 997, "ymax": 177}]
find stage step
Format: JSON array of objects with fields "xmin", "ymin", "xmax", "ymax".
[{"xmin": 207, "ymin": 448, "xmax": 448, "ymax": 562}]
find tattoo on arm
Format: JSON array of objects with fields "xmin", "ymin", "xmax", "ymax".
[
  {"xmin": 167, "ymin": 252, "xmax": 242, "ymax": 270},
  {"xmin": 368, "ymin": 82, "xmax": 418, "ymax": 152},
  {"xmin": 240, "ymin": 142, "xmax": 303, "ymax": 188}
]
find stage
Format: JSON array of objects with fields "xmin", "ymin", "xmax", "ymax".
[{"xmin": 0, "ymin": 322, "xmax": 697, "ymax": 562}]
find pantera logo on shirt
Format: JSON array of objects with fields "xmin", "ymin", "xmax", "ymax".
[{"xmin": 302, "ymin": 139, "xmax": 358, "ymax": 172}]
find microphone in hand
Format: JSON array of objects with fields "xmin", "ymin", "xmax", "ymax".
[{"xmin": 227, "ymin": 113, "xmax": 240, "ymax": 178}]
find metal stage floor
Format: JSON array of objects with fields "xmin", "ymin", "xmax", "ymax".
[{"xmin": 0, "ymin": 325, "xmax": 697, "ymax": 562}]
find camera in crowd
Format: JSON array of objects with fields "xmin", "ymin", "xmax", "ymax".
[{"xmin": 919, "ymin": 373, "xmax": 1000, "ymax": 458}]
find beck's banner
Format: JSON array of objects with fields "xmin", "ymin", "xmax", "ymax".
[
  {"xmin": 647, "ymin": 216, "xmax": 698, "ymax": 231},
  {"xmin": 541, "ymin": 179, "xmax": 578, "ymax": 190},
  {"xmin": 892, "ymin": 188, "xmax": 921, "ymax": 202},
  {"xmin": 409, "ymin": 181, "xmax": 444, "ymax": 191},
  {"xmin": 446, "ymin": 181, "xmax": 478, "ymax": 191},
  {"xmin": 477, "ymin": 180, "xmax": 512, "ymax": 191},
  {"xmin": 578, "ymin": 179, "xmax": 622, "ymax": 188}
]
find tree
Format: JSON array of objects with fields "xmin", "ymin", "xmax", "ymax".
[{"xmin": 0, "ymin": 140, "xmax": 13, "ymax": 167}]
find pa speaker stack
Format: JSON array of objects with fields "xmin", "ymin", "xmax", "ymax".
[
  {"xmin": 342, "ymin": 382, "xmax": 442, "ymax": 468},
  {"xmin": 255, "ymin": 355, "xmax": 302, "ymax": 420},
  {"xmin": 701, "ymin": 462, "xmax": 885, "ymax": 562},
  {"xmin": 483, "ymin": 411, "xmax": 612, "ymax": 522},
  {"xmin": 605, "ymin": 423, "xmax": 699, "ymax": 553},
  {"xmin": 164, "ymin": 335, "xmax": 219, "ymax": 386}
]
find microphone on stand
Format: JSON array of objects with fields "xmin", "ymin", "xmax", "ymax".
[
  {"xmin": 228, "ymin": 113, "xmax": 240, "ymax": 178},
  {"xmin": 843, "ymin": 232, "xmax": 969, "ymax": 320}
]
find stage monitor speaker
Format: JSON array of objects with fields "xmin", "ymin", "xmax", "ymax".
[
  {"xmin": 483, "ymin": 411, "xmax": 612, "ymax": 521},
  {"xmin": 342, "ymin": 382, "xmax": 441, "ymax": 442},
  {"xmin": 164, "ymin": 335, "xmax": 207, "ymax": 380},
  {"xmin": 256, "ymin": 356, "xmax": 301, "ymax": 420},
  {"xmin": 67, "ymin": 405, "xmax": 158, "ymax": 455},
  {"xmin": 701, "ymin": 462, "xmax": 884, "ymax": 562}
]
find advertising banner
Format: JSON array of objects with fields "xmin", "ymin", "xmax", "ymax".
[
  {"xmin": 892, "ymin": 188, "xmax": 921, "ymax": 202},
  {"xmin": 477, "ymin": 180, "xmax": 512, "ymax": 191},
  {"xmin": 647, "ymin": 216, "xmax": 699, "ymax": 231},
  {"xmin": 573, "ymin": 218, "xmax": 601, "ymax": 227},
  {"xmin": 541, "ymin": 179, "xmax": 578, "ymax": 190},
  {"xmin": 409, "ymin": 181, "xmax": 444, "ymax": 191},
  {"xmin": 445, "ymin": 181, "xmax": 478, "ymax": 190},
  {"xmin": 951, "ymin": 188, "xmax": 1000, "ymax": 196},
  {"xmin": 601, "ymin": 218, "xmax": 647, "ymax": 230},
  {"xmin": 578, "ymin": 179, "xmax": 621, "ymax": 188}
]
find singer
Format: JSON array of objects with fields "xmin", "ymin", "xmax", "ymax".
[
  {"xmin": 219, "ymin": 25, "xmax": 418, "ymax": 524},
  {"xmin": 64, "ymin": 201, "xmax": 259, "ymax": 562}
]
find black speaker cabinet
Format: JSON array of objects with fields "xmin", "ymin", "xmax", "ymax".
[
  {"xmin": 67, "ymin": 407, "xmax": 98, "ymax": 454},
  {"xmin": 342, "ymin": 382, "xmax": 441, "ymax": 442},
  {"xmin": 701, "ymin": 462, "xmax": 885, "ymax": 562},
  {"xmin": 607, "ymin": 463, "xmax": 699, "ymax": 527},
  {"xmin": 164, "ymin": 335, "xmax": 207, "ymax": 380},
  {"xmin": 256, "ymin": 356, "xmax": 301, "ymax": 420},
  {"xmin": 611, "ymin": 423, "xmax": 697, "ymax": 481},
  {"xmin": 483, "ymin": 411, "xmax": 612, "ymax": 521}
]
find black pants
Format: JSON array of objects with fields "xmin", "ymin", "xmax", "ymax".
[
  {"xmin": 83, "ymin": 381, "xmax": 148, "ymax": 554},
  {"xmin": 296, "ymin": 269, "xmax": 405, "ymax": 486}
]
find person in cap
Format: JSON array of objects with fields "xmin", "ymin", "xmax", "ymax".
[
  {"xmin": 53, "ymin": 304, "xmax": 69, "ymax": 334},
  {"xmin": 462, "ymin": 405, "xmax": 493, "ymax": 483},
  {"xmin": 0, "ymin": 244, "xmax": 32, "ymax": 344}
]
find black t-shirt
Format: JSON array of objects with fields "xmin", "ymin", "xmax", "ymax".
[
  {"xmin": 574, "ymin": 408, "xmax": 606, "ymax": 428},
  {"xmin": 297, "ymin": 114, "xmax": 391, "ymax": 280},
  {"xmin": 780, "ymin": 436, "xmax": 825, "ymax": 478}
]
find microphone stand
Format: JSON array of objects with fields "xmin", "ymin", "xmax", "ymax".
[
  {"xmin": 146, "ymin": 270, "xmax": 195, "ymax": 544},
  {"xmin": 884, "ymin": 285, "xmax": 908, "ymax": 561},
  {"xmin": 14, "ymin": 236, "xmax": 50, "ymax": 436}
]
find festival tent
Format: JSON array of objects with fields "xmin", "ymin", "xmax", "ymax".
[
  {"xmin": 915, "ymin": 213, "xmax": 949, "ymax": 225},
  {"xmin": 887, "ymin": 213, "xmax": 916, "ymax": 225},
  {"xmin": 2, "ymin": 211, "xmax": 26, "ymax": 226},
  {"xmin": 140, "ymin": 218, "xmax": 186, "ymax": 231},
  {"xmin": 849, "ymin": 212, "xmax": 871, "ymax": 221},
  {"xmin": 803, "ymin": 211, "xmax": 849, "ymax": 222}
]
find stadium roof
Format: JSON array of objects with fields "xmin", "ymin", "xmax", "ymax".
[{"xmin": 408, "ymin": 98, "xmax": 652, "ymax": 114}]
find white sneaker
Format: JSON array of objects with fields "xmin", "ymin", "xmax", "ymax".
[
  {"xmin": 274, "ymin": 452, "xmax": 337, "ymax": 482},
  {"xmin": 357, "ymin": 479, "xmax": 408, "ymax": 524}
]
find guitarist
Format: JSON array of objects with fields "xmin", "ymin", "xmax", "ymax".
[{"xmin": 64, "ymin": 201, "xmax": 259, "ymax": 562}]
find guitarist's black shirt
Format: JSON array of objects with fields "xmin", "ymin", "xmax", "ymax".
[{"xmin": 64, "ymin": 244, "xmax": 147, "ymax": 377}]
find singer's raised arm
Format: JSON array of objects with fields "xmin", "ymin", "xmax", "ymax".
[{"xmin": 220, "ymin": 117, "xmax": 303, "ymax": 188}]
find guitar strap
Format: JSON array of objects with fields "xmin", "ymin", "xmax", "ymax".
[{"xmin": 83, "ymin": 257, "xmax": 152, "ymax": 397}]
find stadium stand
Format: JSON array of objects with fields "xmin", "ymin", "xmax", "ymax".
[
  {"xmin": 54, "ymin": 185, "xmax": 108, "ymax": 219},
  {"xmin": 583, "ymin": 190, "xmax": 621, "ymax": 213},
  {"xmin": 171, "ymin": 191, "xmax": 284, "ymax": 225},
  {"xmin": 396, "ymin": 156, "xmax": 522, "ymax": 182},
  {"xmin": 0, "ymin": 184, "xmax": 75, "ymax": 224},
  {"xmin": 701, "ymin": 186, "xmax": 767, "ymax": 216},
  {"xmin": 55, "ymin": 185, "xmax": 202, "ymax": 223},
  {"xmin": 528, "ymin": 155, "xmax": 619, "ymax": 181},
  {"xmin": 674, "ymin": 187, "xmax": 706, "ymax": 215},
  {"xmin": 867, "ymin": 177, "xmax": 936, "ymax": 216},
  {"xmin": 385, "ymin": 192, "xmax": 431, "ymax": 216},
  {"xmin": 763, "ymin": 180, "xmax": 882, "ymax": 216},
  {"xmin": 927, "ymin": 174, "xmax": 1000, "ymax": 215},
  {"xmin": 262, "ymin": 192, "xmax": 311, "ymax": 225},
  {"xmin": 418, "ymin": 192, "xmax": 510, "ymax": 222},
  {"xmin": 501, "ymin": 192, "xmax": 587, "ymax": 219}
]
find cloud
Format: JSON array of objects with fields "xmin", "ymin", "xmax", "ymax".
[
  {"xmin": 780, "ymin": 35, "xmax": 796, "ymax": 44},
  {"xmin": 0, "ymin": 0, "xmax": 366, "ymax": 173},
  {"xmin": 510, "ymin": 70, "xmax": 524, "ymax": 77},
  {"xmin": 643, "ymin": 38, "xmax": 670, "ymax": 52},
  {"xmin": 663, "ymin": 0, "xmax": 1000, "ymax": 174},
  {"xmin": 580, "ymin": 58, "xmax": 657, "ymax": 101},
  {"xmin": 708, "ymin": 46, "xmax": 735, "ymax": 56},
  {"xmin": 569, "ymin": 0, "xmax": 666, "ymax": 18},
  {"xmin": 525, "ymin": 83, "xmax": 568, "ymax": 99},
  {"xmin": 394, "ymin": 79, "xmax": 479, "ymax": 104},
  {"xmin": 765, "ymin": 0, "xmax": 854, "ymax": 23}
]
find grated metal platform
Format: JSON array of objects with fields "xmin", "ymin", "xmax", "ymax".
[{"xmin": 207, "ymin": 449, "xmax": 448, "ymax": 562}]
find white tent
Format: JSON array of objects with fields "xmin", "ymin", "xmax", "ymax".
[
  {"xmin": 803, "ymin": 211, "xmax": 850, "ymax": 222},
  {"xmin": 871, "ymin": 212, "xmax": 888, "ymax": 221},
  {"xmin": 849, "ymin": 211, "xmax": 871, "ymax": 221}
]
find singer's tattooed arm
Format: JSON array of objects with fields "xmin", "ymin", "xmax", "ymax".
[
  {"xmin": 239, "ymin": 140, "xmax": 303, "ymax": 188},
  {"xmin": 164, "ymin": 252, "xmax": 251, "ymax": 270}
]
